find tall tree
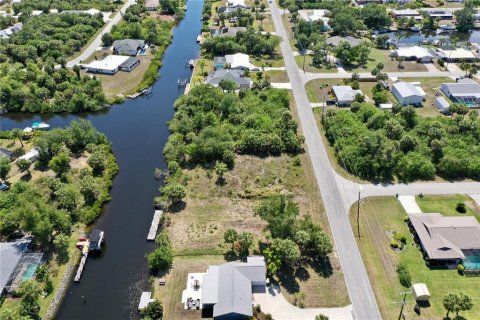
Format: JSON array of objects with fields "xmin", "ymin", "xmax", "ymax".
[
  {"xmin": 443, "ymin": 293, "xmax": 459, "ymax": 318},
  {"xmin": 0, "ymin": 156, "xmax": 11, "ymax": 181},
  {"xmin": 10, "ymin": 128, "xmax": 24, "ymax": 148}
]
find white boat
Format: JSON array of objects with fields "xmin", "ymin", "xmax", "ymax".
[
  {"xmin": 31, "ymin": 122, "xmax": 50, "ymax": 130},
  {"xmin": 23, "ymin": 127, "xmax": 33, "ymax": 133},
  {"xmin": 410, "ymin": 26, "xmax": 421, "ymax": 32},
  {"xmin": 183, "ymin": 5, "xmax": 187, "ymax": 10},
  {"xmin": 189, "ymin": 59, "xmax": 195, "ymax": 68},
  {"xmin": 196, "ymin": 34, "xmax": 201, "ymax": 43}
]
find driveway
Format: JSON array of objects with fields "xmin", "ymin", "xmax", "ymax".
[
  {"xmin": 253, "ymin": 285, "xmax": 353, "ymax": 320},
  {"xmin": 397, "ymin": 196, "xmax": 422, "ymax": 214}
]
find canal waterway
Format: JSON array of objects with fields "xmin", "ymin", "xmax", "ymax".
[{"xmin": 0, "ymin": 0, "xmax": 202, "ymax": 318}]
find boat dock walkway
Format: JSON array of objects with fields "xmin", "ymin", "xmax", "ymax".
[
  {"xmin": 147, "ymin": 210, "xmax": 163, "ymax": 241},
  {"xmin": 74, "ymin": 251, "xmax": 88, "ymax": 282}
]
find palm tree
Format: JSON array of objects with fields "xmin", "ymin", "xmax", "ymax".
[
  {"xmin": 73, "ymin": 64, "xmax": 81, "ymax": 79},
  {"xmin": 10, "ymin": 128, "xmax": 24, "ymax": 148},
  {"xmin": 198, "ymin": 60, "xmax": 206, "ymax": 78}
]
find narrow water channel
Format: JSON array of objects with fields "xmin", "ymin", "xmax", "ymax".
[{"xmin": 0, "ymin": 0, "xmax": 202, "ymax": 318}]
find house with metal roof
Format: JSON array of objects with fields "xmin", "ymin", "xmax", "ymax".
[
  {"xmin": 332, "ymin": 86, "xmax": 363, "ymax": 106},
  {"xmin": 421, "ymin": 8, "xmax": 454, "ymax": 19},
  {"xmin": 390, "ymin": 9, "xmax": 422, "ymax": 19},
  {"xmin": 200, "ymin": 257, "xmax": 266, "ymax": 319},
  {"xmin": 434, "ymin": 47, "xmax": 479, "ymax": 62},
  {"xmin": 86, "ymin": 55, "xmax": 130, "ymax": 74},
  {"xmin": 392, "ymin": 46, "xmax": 433, "ymax": 63},
  {"xmin": 441, "ymin": 81, "xmax": 480, "ymax": 106},
  {"xmin": 435, "ymin": 96, "xmax": 450, "ymax": 114},
  {"xmin": 408, "ymin": 213, "xmax": 480, "ymax": 262},
  {"xmin": 112, "ymin": 39, "xmax": 145, "ymax": 56},
  {"xmin": 145, "ymin": 0, "xmax": 159, "ymax": 11},
  {"xmin": 205, "ymin": 69, "xmax": 252, "ymax": 89},
  {"xmin": 0, "ymin": 22, "xmax": 22, "ymax": 39},
  {"xmin": 214, "ymin": 53, "xmax": 251, "ymax": 70},
  {"xmin": 0, "ymin": 147, "xmax": 13, "ymax": 160},
  {"xmin": 392, "ymin": 82, "xmax": 426, "ymax": 106}
]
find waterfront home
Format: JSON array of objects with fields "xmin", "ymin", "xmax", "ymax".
[
  {"xmin": 188, "ymin": 256, "xmax": 266, "ymax": 319},
  {"xmin": 434, "ymin": 47, "xmax": 479, "ymax": 62},
  {"xmin": 205, "ymin": 69, "xmax": 252, "ymax": 89},
  {"xmin": 326, "ymin": 36, "xmax": 362, "ymax": 48},
  {"xmin": 211, "ymin": 26, "xmax": 247, "ymax": 37},
  {"xmin": 214, "ymin": 53, "xmax": 251, "ymax": 70},
  {"xmin": 390, "ymin": 9, "xmax": 422, "ymax": 20},
  {"xmin": 0, "ymin": 22, "xmax": 22, "ymax": 39},
  {"xmin": 18, "ymin": 148, "xmax": 39, "ymax": 162},
  {"xmin": 1, "ymin": 239, "xmax": 43, "ymax": 296},
  {"xmin": 392, "ymin": 82, "xmax": 426, "ymax": 106},
  {"xmin": 0, "ymin": 147, "xmax": 13, "ymax": 160},
  {"xmin": 408, "ymin": 213, "xmax": 480, "ymax": 262},
  {"xmin": 421, "ymin": 8, "xmax": 454, "ymax": 20},
  {"xmin": 112, "ymin": 39, "xmax": 145, "ymax": 56},
  {"xmin": 86, "ymin": 55, "xmax": 136, "ymax": 74},
  {"xmin": 392, "ymin": 46, "xmax": 433, "ymax": 63},
  {"xmin": 441, "ymin": 80, "xmax": 480, "ymax": 106},
  {"xmin": 228, "ymin": 0, "xmax": 247, "ymax": 9},
  {"xmin": 332, "ymin": 86, "xmax": 364, "ymax": 106},
  {"xmin": 145, "ymin": 0, "xmax": 159, "ymax": 11}
]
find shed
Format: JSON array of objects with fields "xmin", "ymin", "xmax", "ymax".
[
  {"xmin": 435, "ymin": 97, "xmax": 450, "ymax": 114},
  {"xmin": 379, "ymin": 103, "xmax": 393, "ymax": 110},
  {"xmin": 412, "ymin": 283, "xmax": 431, "ymax": 301}
]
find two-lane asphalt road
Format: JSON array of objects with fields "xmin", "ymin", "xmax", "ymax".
[{"xmin": 268, "ymin": 1, "xmax": 382, "ymax": 319}]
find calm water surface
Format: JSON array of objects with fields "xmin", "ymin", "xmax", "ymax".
[{"xmin": 0, "ymin": 0, "xmax": 202, "ymax": 319}]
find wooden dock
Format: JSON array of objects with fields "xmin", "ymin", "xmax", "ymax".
[
  {"xmin": 74, "ymin": 252, "xmax": 88, "ymax": 282},
  {"xmin": 147, "ymin": 210, "xmax": 163, "ymax": 241}
]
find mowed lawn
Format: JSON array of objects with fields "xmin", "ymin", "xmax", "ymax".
[
  {"xmin": 400, "ymin": 77, "xmax": 455, "ymax": 117},
  {"xmin": 305, "ymin": 79, "xmax": 381, "ymax": 104},
  {"xmin": 351, "ymin": 197, "xmax": 480, "ymax": 319},
  {"xmin": 416, "ymin": 194, "xmax": 480, "ymax": 221},
  {"xmin": 346, "ymin": 48, "xmax": 427, "ymax": 73},
  {"xmin": 294, "ymin": 55, "xmax": 337, "ymax": 74}
]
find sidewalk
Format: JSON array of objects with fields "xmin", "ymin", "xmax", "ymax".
[{"xmin": 253, "ymin": 285, "xmax": 354, "ymax": 320}]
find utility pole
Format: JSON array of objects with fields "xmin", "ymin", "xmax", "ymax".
[
  {"xmin": 357, "ymin": 186, "xmax": 363, "ymax": 238},
  {"xmin": 393, "ymin": 291, "xmax": 411, "ymax": 320}
]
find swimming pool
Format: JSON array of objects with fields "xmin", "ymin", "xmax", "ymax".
[
  {"xmin": 22, "ymin": 264, "xmax": 38, "ymax": 281},
  {"xmin": 137, "ymin": 49, "xmax": 147, "ymax": 56}
]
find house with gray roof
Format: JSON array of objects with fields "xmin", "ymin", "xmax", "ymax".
[
  {"xmin": 408, "ymin": 213, "xmax": 480, "ymax": 261},
  {"xmin": 441, "ymin": 81, "xmax": 480, "ymax": 106},
  {"xmin": 211, "ymin": 26, "xmax": 247, "ymax": 37},
  {"xmin": 205, "ymin": 69, "xmax": 252, "ymax": 89},
  {"xmin": 326, "ymin": 36, "xmax": 362, "ymax": 48},
  {"xmin": 112, "ymin": 39, "xmax": 145, "ymax": 56},
  {"xmin": 332, "ymin": 86, "xmax": 363, "ymax": 106},
  {"xmin": 1, "ymin": 240, "xmax": 31, "ymax": 296},
  {"xmin": 201, "ymin": 256, "xmax": 266, "ymax": 319}
]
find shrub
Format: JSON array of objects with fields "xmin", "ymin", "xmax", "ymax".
[
  {"xmin": 396, "ymin": 263, "xmax": 412, "ymax": 288},
  {"xmin": 390, "ymin": 240, "xmax": 399, "ymax": 249},
  {"xmin": 456, "ymin": 202, "xmax": 467, "ymax": 213},
  {"xmin": 457, "ymin": 263, "xmax": 465, "ymax": 275},
  {"xmin": 403, "ymin": 216, "xmax": 410, "ymax": 223}
]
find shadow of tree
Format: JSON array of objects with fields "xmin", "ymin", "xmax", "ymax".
[
  {"xmin": 294, "ymin": 265, "xmax": 310, "ymax": 282},
  {"xmin": 277, "ymin": 265, "xmax": 299, "ymax": 294},
  {"xmin": 310, "ymin": 256, "xmax": 333, "ymax": 278},
  {"xmin": 223, "ymin": 250, "xmax": 238, "ymax": 262},
  {"xmin": 169, "ymin": 201, "xmax": 186, "ymax": 213}
]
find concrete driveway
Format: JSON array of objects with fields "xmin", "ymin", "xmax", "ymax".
[
  {"xmin": 253, "ymin": 285, "xmax": 353, "ymax": 320},
  {"xmin": 397, "ymin": 196, "xmax": 422, "ymax": 214}
]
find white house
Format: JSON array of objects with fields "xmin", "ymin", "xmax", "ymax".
[
  {"xmin": 332, "ymin": 86, "xmax": 363, "ymax": 106},
  {"xmin": 228, "ymin": 0, "xmax": 246, "ymax": 9},
  {"xmin": 434, "ymin": 48, "xmax": 479, "ymax": 62},
  {"xmin": 392, "ymin": 82, "xmax": 426, "ymax": 106},
  {"xmin": 226, "ymin": 53, "xmax": 251, "ymax": 70},
  {"xmin": 85, "ymin": 55, "xmax": 130, "ymax": 74},
  {"xmin": 390, "ymin": 9, "xmax": 422, "ymax": 19},
  {"xmin": 392, "ymin": 46, "xmax": 433, "ymax": 63}
]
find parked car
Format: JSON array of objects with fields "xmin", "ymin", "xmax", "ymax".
[{"xmin": 0, "ymin": 183, "xmax": 9, "ymax": 191}]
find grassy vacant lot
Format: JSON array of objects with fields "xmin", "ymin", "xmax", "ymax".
[
  {"xmin": 80, "ymin": 53, "xmax": 153, "ymax": 99},
  {"xmin": 265, "ymin": 70, "xmax": 289, "ymax": 82},
  {"xmin": 160, "ymin": 93, "xmax": 349, "ymax": 310},
  {"xmin": 400, "ymin": 77, "xmax": 455, "ymax": 117},
  {"xmin": 416, "ymin": 194, "xmax": 480, "ymax": 221},
  {"xmin": 294, "ymin": 55, "xmax": 337, "ymax": 74},
  {"xmin": 281, "ymin": 13, "xmax": 297, "ymax": 51},
  {"xmin": 347, "ymin": 48, "xmax": 427, "ymax": 73},
  {"xmin": 351, "ymin": 196, "xmax": 480, "ymax": 319}
]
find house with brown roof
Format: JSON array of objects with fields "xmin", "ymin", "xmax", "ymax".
[{"xmin": 408, "ymin": 213, "xmax": 480, "ymax": 262}]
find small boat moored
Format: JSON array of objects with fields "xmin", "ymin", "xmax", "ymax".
[
  {"xmin": 189, "ymin": 59, "xmax": 195, "ymax": 68},
  {"xmin": 31, "ymin": 122, "xmax": 50, "ymax": 130},
  {"xmin": 88, "ymin": 229, "xmax": 104, "ymax": 251},
  {"xmin": 196, "ymin": 34, "xmax": 201, "ymax": 43}
]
